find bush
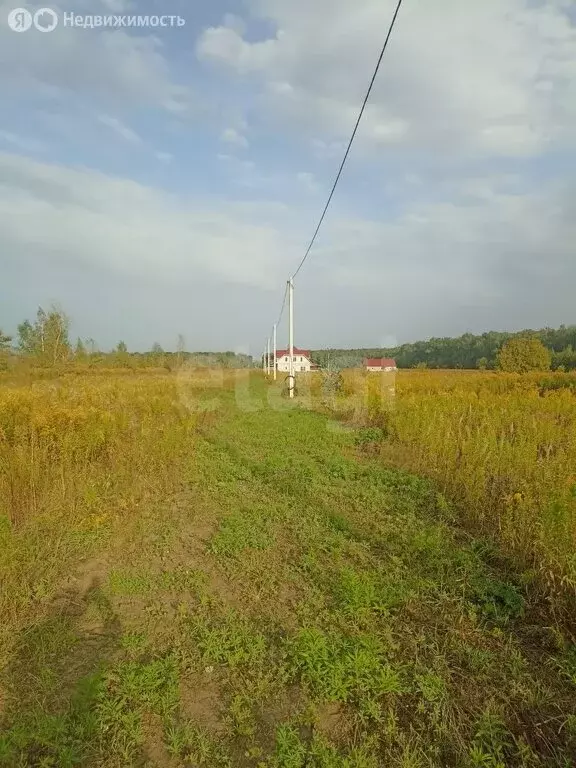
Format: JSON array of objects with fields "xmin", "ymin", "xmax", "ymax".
[{"xmin": 497, "ymin": 337, "xmax": 551, "ymax": 373}]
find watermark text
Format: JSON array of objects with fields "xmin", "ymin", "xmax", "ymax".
[{"xmin": 7, "ymin": 7, "xmax": 186, "ymax": 32}]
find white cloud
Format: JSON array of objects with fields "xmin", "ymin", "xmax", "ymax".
[
  {"xmin": 0, "ymin": 152, "xmax": 299, "ymax": 291},
  {"xmin": 3, "ymin": 0, "xmax": 575, "ymax": 348},
  {"xmin": 97, "ymin": 114, "xmax": 143, "ymax": 144},
  {"xmin": 404, "ymin": 173, "xmax": 422, "ymax": 186},
  {"xmin": 1, "ymin": 152, "xmax": 574, "ymax": 347},
  {"xmin": 223, "ymin": 13, "xmax": 246, "ymax": 36},
  {"xmin": 296, "ymin": 171, "xmax": 319, "ymax": 193},
  {"xmin": 197, "ymin": 0, "xmax": 576, "ymax": 157},
  {"xmin": 0, "ymin": 130, "xmax": 46, "ymax": 153},
  {"xmin": 220, "ymin": 127, "xmax": 249, "ymax": 148},
  {"xmin": 317, "ymin": 181, "xmax": 576, "ymax": 321},
  {"xmin": 311, "ymin": 138, "xmax": 346, "ymax": 160}
]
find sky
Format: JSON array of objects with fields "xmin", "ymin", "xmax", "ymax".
[{"xmin": 1, "ymin": 0, "xmax": 575, "ymax": 354}]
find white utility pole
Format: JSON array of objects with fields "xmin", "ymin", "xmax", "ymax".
[
  {"xmin": 288, "ymin": 277, "xmax": 295, "ymax": 398},
  {"xmin": 272, "ymin": 323, "xmax": 277, "ymax": 381},
  {"xmin": 266, "ymin": 337, "xmax": 271, "ymax": 376}
]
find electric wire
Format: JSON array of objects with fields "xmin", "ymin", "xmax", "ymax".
[{"xmin": 292, "ymin": 0, "xmax": 404, "ymax": 279}]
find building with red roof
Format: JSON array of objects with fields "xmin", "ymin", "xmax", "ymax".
[
  {"xmin": 364, "ymin": 357, "xmax": 397, "ymax": 371},
  {"xmin": 275, "ymin": 348, "xmax": 319, "ymax": 372}
]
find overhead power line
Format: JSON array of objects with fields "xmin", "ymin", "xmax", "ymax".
[
  {"xmin": 291, "ymin": 0, "xmax": 404, "ymax": 280},
  {"xmin": 275, "ymin": 281, "xmax": 289, "ymax": 327}
]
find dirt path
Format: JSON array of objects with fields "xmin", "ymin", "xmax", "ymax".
[{"xmin": 1, "ymin": 395, "xmax": 575, "ymax": 767}]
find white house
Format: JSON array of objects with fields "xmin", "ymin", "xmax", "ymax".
[
  {"xmin": 275, "ymin": 348, "xmax": 318, "ymax": 373},
  {"xmin": 364, "ymin": 357, "xmax": 397, "ymax": 372}
]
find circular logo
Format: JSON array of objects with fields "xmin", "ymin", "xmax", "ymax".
[
  {"xmin": 33, "ymin": 7, "xmax": 58, "ymax": 31},
  {"xmin": 8, "ymin": 7, "xmax": 32, "ymax": 31}
]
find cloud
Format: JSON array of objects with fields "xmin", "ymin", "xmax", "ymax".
[
  {"xmin": 0, "ymin": 152, "xmax": 299, "ymax": 292},
  {"xmin": 311, "ymin": 138, "xmax": 346, "ymax": 160},
  {"xmin": 2, "ymin": 0, "xmax": 574, "ymax": 350},
  {"xmin": 220, "ymin": 127, "xmax": 249, "ymax": 148},
  {"xmin": 218, "ymin": 154, "xmax": 319, "ymax": 195},
  {"xmin": 296, "ymin": 171, "xmax": 319, "ymax": 193},
  {"xmin": 222, "ymin": 13, "xmax": 246, "ymax": 36},
  {"xmin": 289, "ymin": 184, "xmax": 576, "ymax": 345},
  {"xmin": 97, "ymin": 113, "xmax": 143, "ymax": 144},
  {"xmin": 317, "ymin": 178, "xmax": 576, "ymax": 329},
  {"xmin": 0, "ymin": 130, "xmax": 46, "ymax": 153},
  {"xmin": 196, "ymin": 0, "xmax": 576, "ymax": 157},
  {"xmin": 1, "ymin": 151, "xmax": 573, "ymax": 349}
]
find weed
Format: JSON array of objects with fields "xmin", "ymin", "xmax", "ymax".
[
  {"xmin": 469, "ymin": 576, "xmax": 524, "ymax": 624},
  {"xmin": 210, "ymin": 507, "xmax": 274, "ymax": 557},
  {"xmin": 469, "ymin": 705, "xmax": 513, "ymax": 767},
  {"xmin": 287, "ymin": 628, "xmax": 403, "ymax": 714},
  {"xmin": 555, "ymin": 644, "xmax": 576, "ymax": 687},
  {"xmin": 186, "ymin": 610, "xmax": 268, "ymax": 668},
  {"xmin": 165, "ymin": 722, "xmax": 232, "ymax": 766},
  {"xmin": 272, "ymin": 724, "xmax": 308, "ymax": 767}
]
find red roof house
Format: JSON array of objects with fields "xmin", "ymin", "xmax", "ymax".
[
  {"xmin": 274, "ymin": 348, "xmax": 319, "ymax": 372},
  {"xmin": 364, "ymin": 357, "xmax": 397, "ymax": 371},
  {"xmin": 275, "ymin": 348, "xmax": 312, "ymax": 359}
]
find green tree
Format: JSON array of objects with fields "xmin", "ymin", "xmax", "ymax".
[
  {"xmin": 0, "ymin": 329, "xmax": 12, "ymax": 371},
  {"xmin": 552, "ymin": 345, "xmax": 576, "ymax": 371},
  {"xmin": 0, "ymin": 329, "xmax": 12, "ymax": 350},
  {"xmin": 477, "ymin": 357, "xmax": 488, "ymax": 370},
  {"xmin": 497, "ymin": 337, "xmax": 552, "ymax": 373},
  {"xmin": 116, "ymin": 340, "xmax": 128, "ymax": 354},
  {"xmin": 311, "ymin": 324, "xmax": 576, "ymax": 370},
  {"xmin": 17, "ymin": 306, "xmax": 71, "ymax": 365}
]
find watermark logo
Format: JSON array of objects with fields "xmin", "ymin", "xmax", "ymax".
[
  {"xmin": 8, "ymin": 7, "xmax": 32, "ymax": 31},
  {"xmin": 174, "ymin": 361, "xmax": 396, "ymax": 437},
  {"xmin": 34, "ymin": 7, "xmax": 58, "ymax": 31},
  {"xmin": 8, "ymin": 6, "xmax": 58, "ymax": 31},
  {"xmin": 7, "ymin": 8, "xmax": 186, "ymax": 30}
]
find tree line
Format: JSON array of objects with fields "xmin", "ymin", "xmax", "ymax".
[
  {"xmin": 312, "ymin": 325, "xmax": 576, "ymax": 371},
  {"xmin": 2, "ymin": 307, "xmax": 574, "ymax": 372},
  {"xmin": 0, "ymin": 306, "xmax": 253, "ymax": 370}
]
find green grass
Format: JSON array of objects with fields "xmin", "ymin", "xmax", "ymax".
[{"xmin": 1, "ymin": 374, "xmax": 576, "ymax": 766}]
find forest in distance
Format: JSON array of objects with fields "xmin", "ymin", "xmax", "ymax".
[
  {"xmin": 1, "ymin": 308, "xmax": 576, "ymax": 371},
  {"xmin": 312, "ymin": 324, "xmax": 576, "ymax": 371}
]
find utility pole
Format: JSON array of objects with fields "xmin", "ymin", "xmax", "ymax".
[
  {"xmin": 262, "ymin": 342, "xmax": 266, "ymax": 373},
  {"xmin": 273, "ymin": 323, "xmax": 277, "ymax": 381},
  {"xmin": 266, "ymin": 337, "xmax": 271, "ymax": 376},
  {"xmin": 288, "ymin": 277, "xmax": 294, "ymax": 398}
]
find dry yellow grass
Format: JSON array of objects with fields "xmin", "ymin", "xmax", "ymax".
[
  {"xmin": 2, "ymin": 365, "xmax": 575, "ymax": 654},
  {"xmin": 2, "ymin": 366, "xmax": 576, "ymax": 766},
  {"xmin": 0, "ymin": 372, "xmax": 199, "ymax": 662},
  {"xmin": 340, "ymin": 369, "xmax": 576, "ymax": 601}
]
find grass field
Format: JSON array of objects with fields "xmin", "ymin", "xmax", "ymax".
[
  {"xmin": 1, "ymin": 368, "xmax": 576, "ymax": 767},
  {"xmin": 354, "ymin": 370, "xmax": 576, "ymax": 600}
]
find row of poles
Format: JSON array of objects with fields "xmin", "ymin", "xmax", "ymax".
[
  {"xmin": 263, "ymin": 278, "xmax": 295, "ymax": 398},
  {"xmin": 259, "ymin": 0, "xmax": 405, "ymax": 402}
]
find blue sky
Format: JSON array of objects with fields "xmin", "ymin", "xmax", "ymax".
[{"xmin": 1, "ymin": 0, "xmax": 575, "ymax": 354}]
